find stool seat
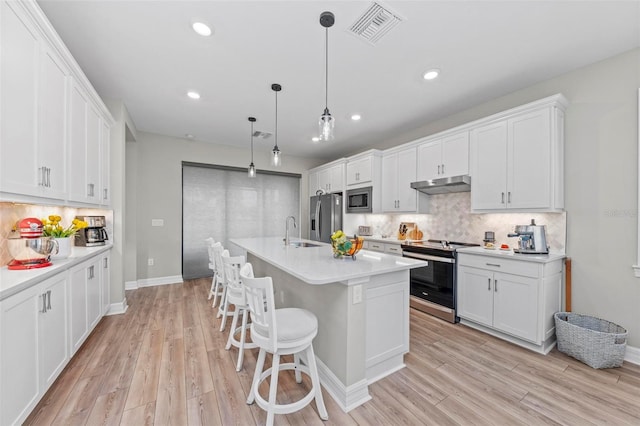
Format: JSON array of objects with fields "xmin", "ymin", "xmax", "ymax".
[{"xmin": 252, "ymin": 308, "xmax": 317, "ymax": 344}]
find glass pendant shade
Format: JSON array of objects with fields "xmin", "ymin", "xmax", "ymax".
[
  {"xmin": 271, "ymin": 146, "xmax": 281, "ymax": 167},
  {"xmin": 248, "ymin": 162, "xmax": 256, "ymax": 178},
  {"xmin": 319, "ymin": 107, "xmax": 335, "ymax": 141},
  {"xmin": 248, "ymin": 116, "xmax": 256, "ymax": 178}
]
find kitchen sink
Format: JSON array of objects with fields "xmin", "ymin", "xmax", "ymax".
[{"xmin": 288, "ymin": 242, "xmax": 321, "ymax": 248}]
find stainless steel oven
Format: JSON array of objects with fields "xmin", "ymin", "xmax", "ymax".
[{"xmin": 402, "ymin": 240, "xmax": 479, "ymax": 323}]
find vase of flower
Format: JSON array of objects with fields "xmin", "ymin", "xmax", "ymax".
[{"xmin": 51, "ymin": 237, "xmax": 72, "ymax": 260}]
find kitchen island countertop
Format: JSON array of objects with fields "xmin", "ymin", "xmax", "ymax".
[{"xmin": 229, "ymin": 237, "xmax": 426, "ymax": 285}]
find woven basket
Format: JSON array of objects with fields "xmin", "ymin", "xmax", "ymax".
[{"xmin": 554, "ymin": 312, "xmax": 627, "ymax": 369}]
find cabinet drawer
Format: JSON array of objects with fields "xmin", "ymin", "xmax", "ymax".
[
  {"xmin": 385, "ymin": 244, "xmax": 402, "ymax": 256},
  {"xmin": 458, "ymin": 253, "xmax": 540, "ymax": 278},
  {"xmin": 367, "ymin": 242, "xmax": 384, "ymax": 252}
]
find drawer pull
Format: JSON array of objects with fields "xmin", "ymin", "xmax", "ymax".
[{"xmin": 486, "ymin": 263, "xmax": 501, "ymax": 267}]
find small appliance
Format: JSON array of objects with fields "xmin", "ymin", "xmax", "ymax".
[
  {"xmin": 358, "ymin": 225, "xmax": 373, "ymax": 236},
  {"xmin": 345, "ymin": 186, "xmax": 372, "ymax": 213},
  {"xmin": 507, "ymin": 219, "xmax": 549, "ymax": 254},
  {"xmin": 7, "ymin": 218, "xmax": 58, "ymax": 270},
  {"xmin": 310, "ymin": 193, "xmax": 342, "ymax": 243},
  {"xmin": 75, "ymin": 215, "xmax": 109, "ymax": 247}
]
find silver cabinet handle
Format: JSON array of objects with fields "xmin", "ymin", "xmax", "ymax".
[
  {"xmin": 437, "ymin": 165, "xmax": 441, "ymax": 175},
  {"xmin": 47, "ymin": 290, "xmax": 52, "ymax": 310},
  {"xmin": 104, "ymin": 257, "xmax": 108, "ymax": 268},
  {"xmin": 494, "ymin": 279, "xmax": 498, "ymax": 292},
  {"xmin": 487, "ymin": 278, "xmax": 491, "ymax": 291},
  {"xmin": 47, "ymin": 167, "xmax": 51, "ymax": 187},
  {"xmin": 501, "ymin": 192, "xmax": 505, "ymax": 204},
  {"xmin": 41, "ymin": 293, "xmax": 47, "ymax": 313},
  {"xmin": 104, "ymin": 188, "xmax": 108, "ymax": 200},
  {"xmin": 442, "ymin": 164, "xmax": 445, "ymax": 174},
  {"xmin": 508, "ymin": 192, "xmax": 511, "ymax": 203},
  {"xmin": 39, "ymin": 167, "xmax": 45, "ymax": 187},
  {"xmin": 486, "ymin": 263, "xmax": 501, "ymax": 267}
]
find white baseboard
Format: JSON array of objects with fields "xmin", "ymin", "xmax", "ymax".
[
  {"xmin": 625, "ymin": 344, "xmax": 640, "ymax": 365},
  {"xmin": 106, "ymin": 297, "xmax": 128, "ymax": 315},
  {"xmin": 314, "ymin": 356, "xmax": 371, "ymax": 413},
  {"xmin": 125, "ymin": 275, "xmax": 183, "ymax": 290}
]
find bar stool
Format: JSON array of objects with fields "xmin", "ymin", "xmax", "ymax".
[
  {"xmin": 212, "ymin": 245, "xmax": 233, "ymax": 328},
  {"xmin": 206, "ymin": 239, "xmax": 223, "ymax": 305},
  {"xmin": 221, "ymin": 255, "xmax": 257, "ymax": 371},
  {"xmin": 239, "ymin": 264, "xmax": 328, "ymax": 426}
]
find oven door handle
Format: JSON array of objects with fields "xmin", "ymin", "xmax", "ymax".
[{"xmin": 402, "ymin": 252, "xmax": 455, "ymax": 264}]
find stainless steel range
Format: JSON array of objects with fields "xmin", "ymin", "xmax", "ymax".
[{"xmin": 401, "ymin": 239, "xmax": 480, "ymax": 323}]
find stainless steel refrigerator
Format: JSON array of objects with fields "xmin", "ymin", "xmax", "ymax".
[{"xmin": 309, "ymin": 193, "xmax": 342, "ymax": 243}]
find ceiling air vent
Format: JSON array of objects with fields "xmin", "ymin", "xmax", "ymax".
[
  {"xmin": 253, "ymin": 131, "xmax": 272, "ymax": 139},
  {"xmin": 348, "ymin": 2, "xmax": 404, "ymax": 45}
]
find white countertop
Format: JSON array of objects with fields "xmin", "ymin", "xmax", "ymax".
[
  {"xmin": 457, "ymin": 246, "xmax": 566, "ymax": 263},
  {"xmin": 0, "ymin": 244, "xmax": 112, "ymax": 301},
  {"xmin": 360, "ymin": 236, "xmax": 423, "ymax": 245},
  {"xmin": 229, "ymin": 237, "xmax": 426, "ymax": 285}
]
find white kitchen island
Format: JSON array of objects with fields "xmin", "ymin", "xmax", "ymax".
[{"xmin": 229, "ymin": 237, "xmax": 426, "ymax": 412}]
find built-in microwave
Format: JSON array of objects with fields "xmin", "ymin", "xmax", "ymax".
[{"xmin": 346, "ymin": 186, "xmax": 372, "ymax": 213}]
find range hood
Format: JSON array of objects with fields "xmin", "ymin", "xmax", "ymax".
[{"xmin": 410, "ymin": 175, "xmax": 471, "ymax": 195}]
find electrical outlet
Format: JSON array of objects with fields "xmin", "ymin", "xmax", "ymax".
[
  {"xmin": 148, "ymin": 258, "xmax": 154, "ymax": 266},
  {"xmin": 151, "ymin": 219, "xmax": 164, "ymax": 227},
  {"xmin": 353, "ymin": 285, "xmax": 362, "ymax": 304}
]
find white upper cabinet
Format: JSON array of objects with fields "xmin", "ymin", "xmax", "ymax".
[
  {"xmin": 347, "ymin": 155, "xmax": 373, "ymax": 186},
  {"xmin": 417, "ymin": 131, "xmax": 469, "ymax": 181},
  {"xmin": 0, "ymin": 0, "xmax": 112, "ymax": 205},
  {"xmin": 101, "ymin": 121, "xmax": 111, "ymax": 205},
  {"xmin": 308, "ymin": 159, "xmax": 345, "ymax": 195},
  {"xmin": 470, "ymin": 95, "xmax": 566, "ymax": 212},
  {"xmin": 382, "ymin": 147, "xmax": 421, "ymax": 212},
  {"xmin": 0, "ymin": 1, "xmax": 68, "ymax": 200}
]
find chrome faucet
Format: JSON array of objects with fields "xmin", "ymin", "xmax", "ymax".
[{"xmin": 284, "ymin": 216, "xmax": 297, "ymax": 245}]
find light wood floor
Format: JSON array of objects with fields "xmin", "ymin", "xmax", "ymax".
[{"xmin": 25, "ymin": 278, "xmax": 640, "ymax": 425}]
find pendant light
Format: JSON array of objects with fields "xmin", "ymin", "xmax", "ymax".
[
  {"xmin": 247, "ymin": 117, "xmax": 256, "ymax": 178},
  {"xmin": 318, "ymin": 11, "xmax": 335, "ymax": 141},
  {"xmin": 271, "ymin": 83, "xmax": 282, "ymax": 167}
]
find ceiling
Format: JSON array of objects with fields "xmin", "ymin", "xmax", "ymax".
[{"xmin": 38, "ymin": 1, "xmax": 640, "ymax": 162}]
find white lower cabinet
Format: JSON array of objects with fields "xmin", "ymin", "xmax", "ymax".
[
  {"xmin": 70, "ymin": 256, "xmax": 102, "ymax": 353},
  {"xmin": 457, "ymin": 251, "xmax": 563, "ymax": 354},
  {"xmin": 101, "ymin": 253, "xmax": 111, "ymax": 315},
  {"xmin": 0, "ymin": 273, "xmax": 68, "ymax": 426}
]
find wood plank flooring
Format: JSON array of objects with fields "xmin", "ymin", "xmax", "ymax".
[{"xmin": 25, "ymin": 278, "xmax": 640, "ymax": 425}]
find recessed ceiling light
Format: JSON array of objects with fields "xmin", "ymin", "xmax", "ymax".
[
  {"xmin": 351, "ymin": 114, "xmax": 361, "ymax": 121},
  {"xmin": 187, "ymin": 91, "xmax": 200, "ymax": 99},
  {"xmin": 312, "ymin": 137, "xmax": 320, "ymax": 142},
  {"xmin": 185, "ymin": 134, "xmax": 195, "ymax": 139},
  {"xmin": 192, "ymin": 22, "xmax": 212, "ymax": 37},
  {"xmin": 423, "ymin": 69, "xmax": 440, "ymax": 80}
]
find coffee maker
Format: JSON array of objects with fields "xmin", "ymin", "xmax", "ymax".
[
  {"xmin": 75, "ymin": 215, "xmax": 109, "ymax": 247},
  {"xmin": 507, "ymin": 219, "xmax": 549, "ymax": 254}
]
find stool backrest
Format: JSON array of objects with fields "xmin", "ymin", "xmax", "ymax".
[
  {"xmin": 240, "ymin": 264, "xmax": 278, "ymax": 350},
  {"xmin": 207, "ymin": 241, "xmax": 220, "ymax": 270},
  {"xmin": 222, "ymin": 255, "xmax": 246, "ymax": 303},
  {"xmin": 213, "ymin": 244, "xmax": 229, "ymax": 283}
]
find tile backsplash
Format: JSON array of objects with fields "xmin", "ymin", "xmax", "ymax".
[
  {"xmin": 346, "ymin": 192, "xmax": 566, "ymax": 253},
  {"xmin": 0, "ymin": 202, "xmax": 113, "ymax": 267}
]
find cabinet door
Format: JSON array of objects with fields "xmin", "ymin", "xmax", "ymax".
[
  {"xmin": 0, "ymin": 2, "xmax": 40, "ymax": 196},
  {"xmin": 381, "ymin": 153, "xmax": 399, "ymax": 212},
  {"xmin": 416, "ymin": 140, "xmax": 442, "ymax": 181},
  {"xmin": 68, "ymin": 81, "xmax": 89, "ymax": 203},
  {"xmin": 396, "ymin": 147, "xmax": 417, "ymax": 211},
  {"xmin": 457, "ymin": 265, "xmax": 494, "ymax": 327},
  {"xmin": 507, "ymin": 109, "xmax": 552, "ymax": 209},
  {"xmin": 101, "ymin": 254, "xmax": 111, "ymax": 315},
  {"xmin": 0, "ymin": 285, "xmax": 40, "ymax": 426},
  {"xmin": 100, "ymin": 121, "xmax": 111, "ymax": 205},
  {"xmin": 87, "ymin": 257, "xmax": 102, "ymax": 329},
  {"xmin": 441, "ymin": 131, "xmax": 469, "ymax": 178},
  {"xmin": 69, "ymin": 261, "xmax": 88, "ymax": 354},
  {"xmin": 38, "ymin": 43, "xmax": 68, "ymax": 200},
  {"xmin": 308, "ymin": 170, "xmax": 319, "ymax": 195},
  {"xmin": 318, "ymin": 167, "xmax": 332, "ymax": 193},
  {"xmin": 470, "ymin": 121, "xmax": 508, "ymax": 210},
  {"xmin": 347, "ymin": 156, "xmax": 372, "ymax": 185},
  {"xmin": 86, "ymin": 104, "xmax": 101, "ymax": 203},
  {"xmin": 328, "ymin": 164, "xmax": 344, "ymax": 193},
  {"xmin": 492, "ymin": 272, "xmax": 539, "ymax": 342},
  {"xmin": 39, "ymin": 273, "xmax": 69, "ymax": 390}
]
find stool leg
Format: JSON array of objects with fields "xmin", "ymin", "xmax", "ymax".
[
  {"xmin": 236, "ymin": 308, "xmax": 248, "ymax": 372},
  {"xmin": 208, "ymin": 274, "xmax": 215, "ymax": 300},
  {"xmin": 216, "ymin": 285, "xmax": 227, "ymax": 318},
  {"xmin": 211, "ymin": 275, "xmax": 220, "ymax": 307},
  {"xmin": 293, "ymin": 353, "xmax": 302, "ymax": 383},
  {"xmin": 219, "ymin": 292, "xmax": 230, "ymax": 331},
  {"xmin": 247, "ymin": 348, "xmax": 266, "ymax": 405},
  {"xmin": 306, "ymin": 345, "xmax": 328, "ymax": 420},
  {"xmin": 225, "ymin": 307, "xmax": 240, "ymax": 350},
  {"xmin": 266, "ymin": 354, "xmax": 280, "ymax": 426}
]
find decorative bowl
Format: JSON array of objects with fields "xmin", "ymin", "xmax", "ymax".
[{"xmin": 332, "ymin": 236, "xmax": 364, "ymax": 259}]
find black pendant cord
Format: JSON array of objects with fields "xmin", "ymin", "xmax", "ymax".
[
  {"xmin": 274, "ymin": 90, "xmax": 278, "ymax": 149},
  {"xmin": 250, "ymin": 121, "xmax": 254, "ymax": 163},
  {"xmin": 324, "ymin": 27, "xmax": 329, "ymax": 110}
]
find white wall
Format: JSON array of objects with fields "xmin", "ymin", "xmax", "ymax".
[{"xmin": 132, "ymin": 132, "xmax": 317, "ymax": 281}]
